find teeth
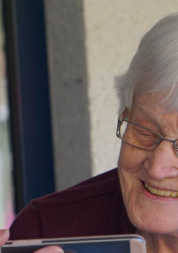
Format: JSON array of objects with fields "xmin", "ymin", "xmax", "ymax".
[
  {"xmin": 144, "ymin": 182, "xmax": 178, "ymax": 198},
  {"xmin": 150, "ymin": 187, "xmax": 157, "ymax": 195},
  {"xmin": 157, "ymin": 190, "xmax": 165, "ymax": 196},
  {"xmin": 164, "ymin": 191, "xmax": 171, "ymax": 197},
  {"xmin": 171, "ymin": 192, "xmax": 177, "ymax": 197}
]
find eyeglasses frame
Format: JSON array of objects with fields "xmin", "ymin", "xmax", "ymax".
[{"xmin": 116, "ymin": 108, "xmax": 178, "ymax": 158}]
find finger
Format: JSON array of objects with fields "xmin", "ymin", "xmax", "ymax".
[
  {"xmin": 0, "ymin": 229, "xmax": 9, "ymax": 246},
  {"xmin": 34, "ymin": 246, "xmax": 64, "ymax": 253}
]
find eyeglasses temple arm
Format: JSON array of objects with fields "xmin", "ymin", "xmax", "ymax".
[
  {"xmin": 118, "ymin": 108, "xmax": 128, "ymax": 121},
  {"xmin": 116, "ymin": 108, "xmax": 128, "ymax": 138}
]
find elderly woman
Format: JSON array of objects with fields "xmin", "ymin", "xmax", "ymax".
[{"xmin": 0, "ymin": 13, "xmax": 178, "ymax": 253}]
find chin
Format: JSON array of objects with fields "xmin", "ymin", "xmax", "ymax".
[{"xmin": 127, "ymin": 200, "xmax": 178, "ymax": 235}]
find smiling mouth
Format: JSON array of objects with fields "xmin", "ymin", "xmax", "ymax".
[{"xmin": 144, "ymin": 182, "xmax": 178, "ymax": 198}]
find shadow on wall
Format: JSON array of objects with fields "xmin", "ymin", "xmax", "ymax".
[{"xmin": 45, "ymin": 0, "xmax": 92, "ymax": 191}]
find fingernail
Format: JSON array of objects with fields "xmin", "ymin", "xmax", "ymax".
[
  {"xmin": 56, "ymin": 249, "xmax": 64, "ymax": 253},
  {"xmin": 0, "ymin": 229, "xmax": 8, "ymax": 238}
]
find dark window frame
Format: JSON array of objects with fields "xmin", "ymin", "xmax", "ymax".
[{"xmin": 2, "ymin": 0, "xmax": 55, "ymax": 213}]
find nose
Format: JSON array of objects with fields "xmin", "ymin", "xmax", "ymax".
[{"xmin": 144, "ymin": 141, "xmax": 178, "ymax": 180}]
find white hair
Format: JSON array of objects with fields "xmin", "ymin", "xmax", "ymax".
[{"xmin": 115, "ymin": 13, "xmax": 178, "ymax": 115}]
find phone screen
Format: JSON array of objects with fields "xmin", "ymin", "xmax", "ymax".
[
  {"xmin": 2, "ymin": 240, "xmax": 130, "ymax": 253},
  {"xmin": 61, "ymin": 240, "xmax": 130, "ymax": 253}
]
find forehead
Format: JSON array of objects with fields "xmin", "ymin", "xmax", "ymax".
[
  {"xmin": 132, "ymin": 93, "xmax": 164, "ymax": 114},
  {"xmin": 131, "ymin": 92, "xmax": 178, "ymax": 129}
]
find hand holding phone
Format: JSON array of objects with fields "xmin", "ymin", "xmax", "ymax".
[
  {"xmin": 31, "ymin": 245, "xmax": 63, "ymax": 253},
  {"xmin": 0, "ymin": 230, "xmax": 9, "ymax": 247}
]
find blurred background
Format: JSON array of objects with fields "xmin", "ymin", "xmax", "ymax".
[{"xmin": 0, "ymin": 0, "xmax": 178, "ymax": 228}]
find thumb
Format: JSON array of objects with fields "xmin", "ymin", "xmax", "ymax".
[{"xmin": 0, "ymin": 229, "xmax": 9, "ymax": 246}]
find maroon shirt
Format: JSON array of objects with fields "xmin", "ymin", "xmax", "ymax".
[{"xmin": 10, "ymin": 168, "xmax": 135, "ymax": 240}]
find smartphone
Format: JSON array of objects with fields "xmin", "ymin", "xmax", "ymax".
[{"xmin": 0, "ymin": 234, "xmax": 146, "ymax": 253}]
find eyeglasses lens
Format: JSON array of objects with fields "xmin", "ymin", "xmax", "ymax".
[{"xmin": 120, "ymin": 121, "xmax": 160, "ymax": 151}]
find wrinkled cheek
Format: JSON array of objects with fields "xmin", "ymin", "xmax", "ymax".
[
  {"xmin": 118, "ymin": 169, "xmax": 135, "ymax": 211},
  {"xmin": 119, "ymin": 171, "xmax": 131, "ymax": 201},
  {"xmin": 118, "ymin": 142, "xmax": 146, "ymax": 173},
  {"xmin": 118, "ymin": 143, "xmax": 144, "ymax": 207}
]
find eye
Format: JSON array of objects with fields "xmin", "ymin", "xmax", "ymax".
[
  {"xmin": 136, "ymin": 128, "xmax": 154, "ymax": 139},
  {"xmin": 139, "ymin": 131, "xmax": 152, "ymax": 137}
]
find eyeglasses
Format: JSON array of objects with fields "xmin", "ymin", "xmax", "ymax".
[{"xmin": 116, "ymin": 108, "xmax": 178, "ymax": 158}]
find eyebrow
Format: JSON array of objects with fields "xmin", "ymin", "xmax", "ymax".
[{"xmin": 130, "ymin": 107, "xmax": 162, "ymax": 128}]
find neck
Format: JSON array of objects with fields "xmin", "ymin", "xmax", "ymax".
[{"xmin": 137, "ymin": 230, "xmax": 178, "ymax": 253}]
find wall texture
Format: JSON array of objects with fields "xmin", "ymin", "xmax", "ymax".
[
  {"xmin": 44, "ymin": 0, "xmax": 91, "ymax": 191},
  {"xmin": 44, "ymin": 0, "xmax": 178, "ymax": 190}
]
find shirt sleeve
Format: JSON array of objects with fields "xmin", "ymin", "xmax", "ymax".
[{"xmin": 9, "ymin": 203, "xmax": 42, "ymax": 240}]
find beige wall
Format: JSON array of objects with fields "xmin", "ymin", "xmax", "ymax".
[{"xmin": 44, "ymin": 0, "xmax": 178, "ymax": 190}]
